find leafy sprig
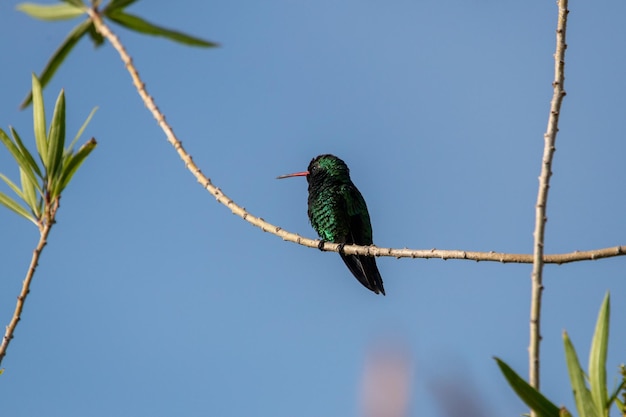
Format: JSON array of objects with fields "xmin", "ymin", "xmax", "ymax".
[
  {"xmin": 17, "ymin": 0, "xmax": 218, "ymax": 108},
  {"xmin": 496, "ymin": 293, "xmax": 626, "ymax": 417},
  {"xmin": 0, "ymin": 74, "xmax": 96, "ymax": 227}
]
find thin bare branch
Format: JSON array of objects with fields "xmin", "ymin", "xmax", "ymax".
[
  {"xmin": 85, "ymin": 7, "xmax": 626, "ymax": 267},
  {"xmin": 529, "ymin": 0, "xmax": 569, "ymax": 407},
  {"xmin": 0, "ymin": 198, "xmax": 58, "ymax": 366},
  {"xmin": 321, "ymin": 244, "xmax": 626, "ymax": 264}
]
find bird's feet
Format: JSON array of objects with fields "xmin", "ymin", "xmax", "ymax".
[
  {"xmin": 318, "ymin": 240, "xmax": 345, "ymax": 254},
  {"xmin": 337, "ymin": 243, "xmax": 346, "ymax": 254}
]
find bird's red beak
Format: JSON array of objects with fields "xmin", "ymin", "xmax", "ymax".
[{"xmin": 276, "ymin": 171, "xmax": 309, "ymax": 179}]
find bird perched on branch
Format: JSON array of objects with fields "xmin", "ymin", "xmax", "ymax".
[{"xmin": 278, "ymin": 154, "xmax": 385, "ymax": 295}]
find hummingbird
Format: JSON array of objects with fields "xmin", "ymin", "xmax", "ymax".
[{"xmin": 277, "ymin": 154, "xmax": 385, "ymax": 295}]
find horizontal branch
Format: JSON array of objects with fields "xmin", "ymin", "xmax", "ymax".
[{"xmin": 278, "ymin": 234, "xmax": 626, "ymax": 264}]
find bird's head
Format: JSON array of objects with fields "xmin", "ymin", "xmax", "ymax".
[{"xmin": 277, "ymin": 154, "xmax": 350, "ymax": 184}]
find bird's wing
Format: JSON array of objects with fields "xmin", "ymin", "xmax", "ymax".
[
  {"xmin": 339, "ymin": 184, "xmax": 385, "ymax": 294},
  {"xmin": 341, "ymin": 184, "xmax": 374, "ymax": 245}
]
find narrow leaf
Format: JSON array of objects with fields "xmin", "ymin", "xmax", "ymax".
[
  {"xmin": 46, "ymin": 89, "xmax": 66, "ymax": 181},
  {"xmin": 0, "ymin": 191, "xmax": 37, "ymax": 225},
  {"xmin": 0, "ymin": 129, "xmax": 41, "ymax": 193},
  {"xmin": 67, "ymin": 106, "xmax": 97, "ymax": 154},
  {"xmin": 16, "ymin": 3, "xmax": 84, "ymax": 21},
  {"xmin": 589, "ymin": 293, "xmax": 610, "ymax": 417},
  {"xmin": 0, "ymin": 173, "xmax": 26, "ymax": 202},
  {"xmin": 608, "ymin": 379, "xmax": 626, "ymax": 407},
  {"xmin": 105, "ymin": 0, "xmax": 139, "ymax": 12},
  {"xmin": 10, "ymin": 127, "xmax": 43, "ymax": 179},
  {"xmin": 20, "ymin": 167, "xmax": 40, "ymax": 217},
  {"xmin": 564, "ymin": 331, "xmax": 599, "ymax": 417},
  {"xmin": 54, "ymin": 138, "xmax": 97, "ymax": 197},
  {"xmin": 87, "ymin": 21, "xmax": 105, "ymax": 47},
  {"xmin": 106, "ymin": 10, "xmax": 219, "ymax": 47},
  {"xmin": 495, "ymin": 357, "xmax": 561, "ymax": 417},
  {"xmin": 31, "ymin": 74, "xmax": 47, "ymax": 163},
  {"xmin": 20, "ymin": 20, "xmax": 92, "ymax": 109},
  {"xmin": 61, "ymin": 0, "xmax": 84, "ymax": 7}
]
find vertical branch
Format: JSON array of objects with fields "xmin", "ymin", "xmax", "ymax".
[
  {"xmin": 529, "ymin": 0, "xmax": 569, "ymax": 405},
  {"xmin": 0, "ymin": 199, "xmax": 58, "ymax": 366}
]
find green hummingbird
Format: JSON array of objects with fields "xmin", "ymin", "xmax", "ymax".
[{"xmin": 278, "ymin": 154, "xmax": 385, "ymax": 295}]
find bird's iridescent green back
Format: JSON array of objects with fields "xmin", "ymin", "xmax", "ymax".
[
  {"xmin": 305, "ymin": 155, "xmax": 373, "ymax": 245},
  {"xmin": 300, "ymin": 154, "xmax": 385, "ymax": 295}
]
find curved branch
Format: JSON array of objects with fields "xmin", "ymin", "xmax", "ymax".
[
  {"xmin": 85, "ymin": 7, "xmax": 625, "ymax": 267},
  {"xmin": 529, "ymin": 0, "xmax": 569, "ymax": 401}
]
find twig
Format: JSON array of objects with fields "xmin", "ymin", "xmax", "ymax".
[
  {"xmin": 0, "ymin": 198, "xmax": 58, "ymax": 366},
  {"xmin": 529, "ymin": 0, "xmax": 569, "ymax": 405},
  {"xmin": 319, "ymin": 245, "xmax": 626, "ymax": 264},
  {"xmin": 85, "ymin": 8, "xmax": 626, "ymax": 267}
]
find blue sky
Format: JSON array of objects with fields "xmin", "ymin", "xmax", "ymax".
[{"xmin": 1, "ymin": 1, "xmax": 625, "ymax": 416}]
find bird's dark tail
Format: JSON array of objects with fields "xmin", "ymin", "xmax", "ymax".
[{"xmin": 339, "ymin": 253, "xmax": 386, "ymax": 295}]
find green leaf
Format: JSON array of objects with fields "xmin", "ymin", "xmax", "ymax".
[
  {"xmin": 564, "ymin": 331, "xmax": 599, "ymax": 417},
  {"xmin": 608, "ymin": 378, "xmax": 626, "ymax": 408},
  {"xmin": 61, "ymin": 0, "xmax": 84, "ymax": 7},
  {"xmin": 54, "ymin": 138, "xmax": 97, "ymax": 197},
  {"xmin": 0, "ymin": 173, "xmax": 26, "ymax": 202},
  {"xmin": 105, "ymin": 0, "xmax": 139, "ymax": 12},
  {"xmin": 31, "ymin": 74, "xmax": 47, "ymax": 163},
  {"xmin": 0, "ymin": 129, "xmax": 41, "ymax": 193},
  {"xmin": 494, "ymin": 357, "xmax": 561, "ymax": 417},
  {"xmin": 105, "ymin": 10, "xmax": 219, "ymax": 47},
  {"xmin": 67, "ymin": 107, "xmax": 97, "ymax": 154},
  {"xmin": 20, "ymin": 20, "xmax": 92, "ymax": 109},
  {"xmin": 16, "ymin": 2, "xmax": 84, "ymax": 21},
  {"xmin": 46, "ymin": 89, "xmax": 66, "ymax": 181},
  {"xmin": 589, "ymin": 292, "xmax": 610, "ymax": 417},
  {"xmin": 0, "ymin": 191, "xmax": 37, "ymax": 225},
  {"xmin": 20, "ymin": 167, "xmax": 40, "ymax": 218},
  {"xmin": 10, "ymin": 127, "xmax": 43, "ymax": 179},
  {"xmin": 87, "ymin": 21, "xmax": 105, "ymax": 47}
]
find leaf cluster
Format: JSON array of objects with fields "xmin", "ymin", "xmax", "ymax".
[
  {"xmin": 17, "ymin": 0, "xmax": 218, "ymax": 108},
  {"xmin": 496, "ymin": 293, "xmax": 626, "ymax": 417},
  {"xmin": 0, "ymin": 75, "xmax": 97, "ymax": 226}
]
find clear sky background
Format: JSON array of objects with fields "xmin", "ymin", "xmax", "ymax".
[{"xmin": 1, "ymin": 1, "xmax": 625, "ymax": 416}]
